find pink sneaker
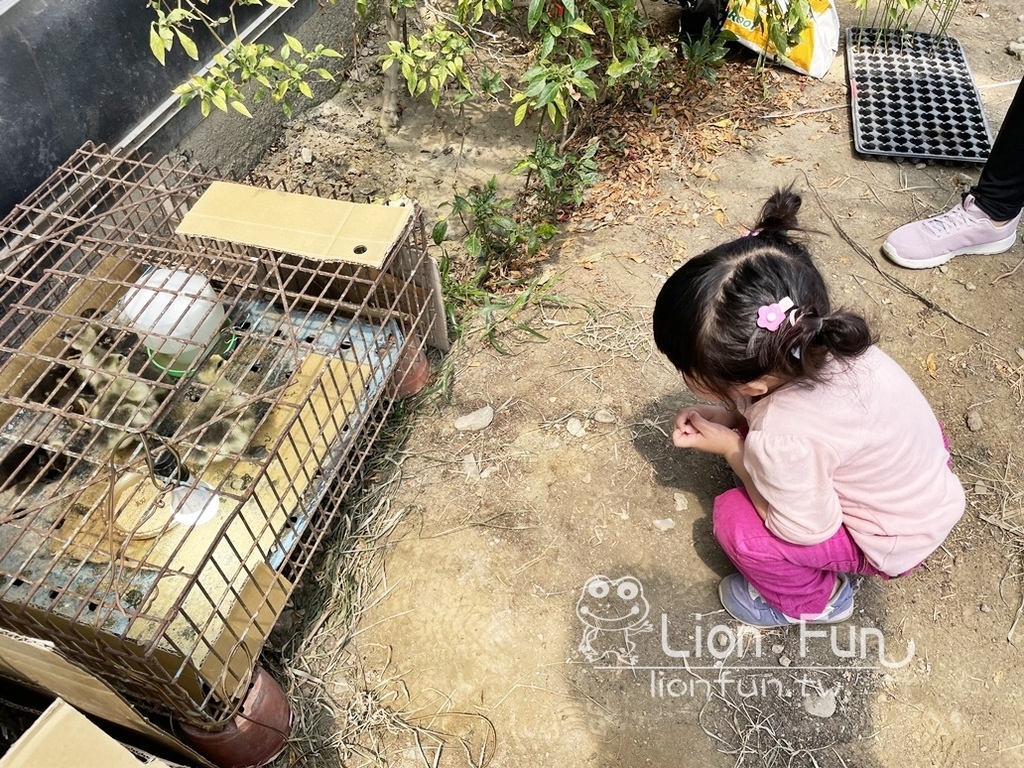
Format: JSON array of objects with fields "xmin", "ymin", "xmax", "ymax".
[{"xmin": 882, "ymin": 195, "xmax": 1021, "ymax": 269}]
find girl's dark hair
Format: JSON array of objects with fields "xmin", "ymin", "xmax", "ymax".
[{"xmin": 652, "ymin": 186, "xmax": 875, "ymax": 403}]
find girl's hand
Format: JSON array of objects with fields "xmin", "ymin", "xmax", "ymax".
[
  {"xmin": 672, "ymin": 411, "xmax": 743, "ymax": 457},
  {"xmin": 673, "ymin": 409, "xmax": 769, "ymax": 518},
  {"xmin": 673, "ymin": 405, "xmax": 739, "ymax": 435}
]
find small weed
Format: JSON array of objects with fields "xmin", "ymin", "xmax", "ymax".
[
  {"xmin": 437, "ymin": 246, "xmax": 487, "ymax": 341},
  {"xmin": 472, "ymin": 273, "xmax": 575, "ymax": 354},
  {"xmin": 428, "ymin": 127, "xmax": 599, "ymax": 366},
  {"xmin": 437, "ymin": 246, "xmax": 574, "ymax": 355},
  {"xmin": 434, "ymin": 177, "xmax": 558, "ymax": 282},
  {"xmin": 679, "ymin": 20, "xmax": 734, "ymax": 84}
]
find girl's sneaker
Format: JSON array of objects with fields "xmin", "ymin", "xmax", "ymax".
[
  {"xmin": 882, "ymin": 195, "xmax": 1020, "ymax": 270},
  {"xmin": 718, "ymin": 573, "xmax": 854, "ymax": 628}
]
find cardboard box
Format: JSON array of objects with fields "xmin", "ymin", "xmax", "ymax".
[
  {"xmin": 0, "ymin": 631, "xmax": 209, "ymax": 766},
  {"xmin": 174, "ymin": 181, "xmax": 447, "ymax": 350},
  {"xmin": 0, "ymin": 699, "xmax": 176, "ymax": 768}
]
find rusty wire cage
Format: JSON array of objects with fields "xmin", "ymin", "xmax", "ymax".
[{"xmin": 0, "ymin": 143, "xmax": 444, "ymax": 724}]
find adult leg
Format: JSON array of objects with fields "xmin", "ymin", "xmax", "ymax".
[
  {"xmin": 712, "ymin": 487, "xmax": 873, "ymax": 618},
  {"xmin": 971, "ymin": 81, "xmax": 1024, "ymax": 221}
]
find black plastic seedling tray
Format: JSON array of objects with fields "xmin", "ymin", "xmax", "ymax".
[{"xmin": 846, "ymin": 27, "xmax": 993, "ymax": 164}]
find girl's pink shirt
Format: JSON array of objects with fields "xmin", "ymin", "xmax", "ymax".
[{"xmin": 738, "ymin": 345, "xmax": 965, "ymax": 576}]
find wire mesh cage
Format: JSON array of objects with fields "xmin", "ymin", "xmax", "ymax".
[{"xmin": 0, "ymin": 143, "xmax": 443, "ymax": 723}]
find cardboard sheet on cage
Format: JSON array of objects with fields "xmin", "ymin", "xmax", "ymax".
[
  {"xmin": 0, "ymin": 631, "xmax": 171, "ymax": 747},
  {"xmin": 171, "ymin": 353, "xmax": 368, "ymax": 699},
  {"xmin": 175, "ymin": 181, "xmax": 412, "ymax": 268}
]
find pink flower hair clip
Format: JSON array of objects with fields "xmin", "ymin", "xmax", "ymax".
[{"xmin": 756, "ymin": 296, "xmax": 796, "ymax": 332}]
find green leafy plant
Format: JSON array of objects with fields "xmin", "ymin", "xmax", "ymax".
[
  {"xmin": 511, "ymin": 136, "xmax": 600, "ymax": 215},
  {"xmin": 175, "ymin": 35, "xmax": 341, "ymax": 117},
  {"xmin": 433, "ymin": 177, "xmax": 558, "ymax": 282},
  {"xmin": 148, "ymin": 0, "xmax": 342, "ymax": 118},
  {"xmin": 512, "ymin": 0, "xmax": 671, "ymax": 129},
  {"xmin": 382, "ymin": 21, "xmax": 474, "ymax": 107},
  {"xmin": 593, "ymin": 0, "xmax": 672, "ymax": 95},
  {"xmin": 367, "ymin": 0, "xmax": 671, "ymax": 131},
  {"xmin": 679, "ymin": 20, "xmax": 734, "ymax": 84},
  {"xmin": 150, "ymin": 0, "xmax": 672, "ymax": 134},
  {"xmin": 455, "ymin": 0, "xmax": 514, "ymax": 25},
  {"xmin": 512, "ymin": 52, "xmax": 600, "ymax": 128},
  {"xmin": 761, "ymin": 0, "xmax": 811, "ymax": 64}
]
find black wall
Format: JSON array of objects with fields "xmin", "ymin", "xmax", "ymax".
[{"xmin": 0, "ymin": 0, "xmax": 293, "ymax": 218}]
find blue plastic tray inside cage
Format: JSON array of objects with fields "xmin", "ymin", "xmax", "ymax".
[
  {"xmin": 0, "ymin": 303, "xmax": 402, "ymax": 638},
  {"xmin": 846, "ymin": 28, "xmax": 993, "ymax": 163},
  {"xmin": 246, "ymin": 302, "xmax": 403, "ymax": 570}
]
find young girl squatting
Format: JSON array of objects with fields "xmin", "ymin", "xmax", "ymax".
[{"xmin": 652, "ymin": 188, "xmax": 966, "ymax": 627}]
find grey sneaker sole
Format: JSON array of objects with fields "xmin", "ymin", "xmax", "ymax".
[
  {"xmin": 811, "ymin": 596, "xmax": 855, "ymax": 624},
  {"xmin": 882, "ymin": 230, "xmax": 1019, "ymax": 269},
  {"xmin": 717, "ymin": 577, "xmax": 855, "ymax": 626}
]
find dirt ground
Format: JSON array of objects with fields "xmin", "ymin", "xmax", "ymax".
[{"xmin": 251, "ymin": 2, "xmax": 1024, "ymax": 766}]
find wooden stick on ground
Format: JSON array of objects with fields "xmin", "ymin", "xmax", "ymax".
[{"xmin": 802, "ymin": 171, "xmax": 990, "ymax": 338}]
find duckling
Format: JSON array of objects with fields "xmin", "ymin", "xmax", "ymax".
[
  {"xmin": 82, "ymin": 353, "xmax": 162, "ymax": 455},
  {"xmin": 177, "ymin": 354, "xmax": 260, "ymax": 469},
  {"xmin": 57, "ymin": 322, "xmax": 163, "ymax": 455},
  {"xmin": 57, "ymin": 321, "xmax": 121, "ymax": 394},
  {"xmin": 96, "ymin": 353, "xmax": 158, "ymax": 407},
  {"xmin": 58, "ymin": 320, "xmax": 169, "ymax": 398}
]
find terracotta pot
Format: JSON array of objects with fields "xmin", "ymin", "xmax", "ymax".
[
  {"xmin": 389, "ymin": 342, "xmax": 431, "ymax": 399},
  {"xmin": 180, "ymin": 666, "xmax": 290, "ymax": 768}
]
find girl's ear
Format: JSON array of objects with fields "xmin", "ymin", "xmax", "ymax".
[{"xmin": 734, "ymin": 377, "xmax": 774, "ymax": 397}]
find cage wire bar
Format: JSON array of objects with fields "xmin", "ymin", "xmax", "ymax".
[{"xmin": 0, "ymin": 142, "xmax": 441, "ymax": 724}]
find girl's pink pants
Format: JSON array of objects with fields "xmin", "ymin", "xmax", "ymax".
[{"xmin": 712, "ymin": 488, "xmax": 887, "ymax": 617}]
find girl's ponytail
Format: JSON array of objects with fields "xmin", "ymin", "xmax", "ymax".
[
  {"xmin": 816, "ymin": 311, "xmax": 874, "ymax": 359},
  {"xmin": 752, "ymin": 185, "xmax": 802, "ymax": 242},
  {"xmin": 654, "ymin": 185, "xmax": 876, "ymax": 399},
  {"xmin": 781, "ymin": 309, "xmax": 874, "ymax": 377}
]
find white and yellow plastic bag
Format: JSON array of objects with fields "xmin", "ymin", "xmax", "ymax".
[{"xmin": 723, "ymin": 0, "xmax": 840, "ymax": 79}]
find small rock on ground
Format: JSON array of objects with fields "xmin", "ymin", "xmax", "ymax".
[
  {"xmin": 566, "ymin": 417, "xmax": 586, "ymax": 437},
  {"xmin": 803, "ymin": 690, "xmax": 837, "ymax": 718},
  {"xmin": 454, "ymin": 405, "xmax": 494, "ymax": 431},
  {"xmin": 966, "ymin": 410, "xmax": 984, "ymax": 432}
]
